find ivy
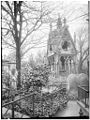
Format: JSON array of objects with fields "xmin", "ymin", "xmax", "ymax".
[{"xmin": 21, "ymin": 64, "xmax": 50, "ymax": 91}]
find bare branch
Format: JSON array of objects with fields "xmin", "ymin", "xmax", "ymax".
[
  {"xmin": 19, "ymin": 4, "xmax": 23, "ymax": 41},
  {"xmin": 22, "ymin": 40, "xmax": 47, "ymax": 56},
  {"xmin": 21, "ymin": 9, "xmax": 53, "ymax": 46},
  {"xmin": 5, "ymin": 1, "xmax": 14, "ymax": 18},
  {"xmin": 2, "ymin": 38, "xmax": 16, "ymax": 49},
  {"xmin": 21, "ymin": 34, "xmax": 46, "ymax": 49},
  {"xmin": 82, "ymin": 54, "xmax": 88, "ymax": 63},
  {"xmin": 20, "ymin": 19, "xmax": 42, "ymax": 46},
  {"xmin": 1, "ymin": 3, "xmax": 13, "ymax": 20},
  {"xmin": 83, "ymin": 47, "xmax": 89, "ymax": 56}
]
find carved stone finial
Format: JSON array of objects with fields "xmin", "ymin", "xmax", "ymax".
[
  {"xmin": 74, "ymin": 32, "xmax": 76, "ymax": 44},
  {"xmin": 50, "ymin": 22, "xmax": 52, "ymax": 31},
  {"xmin": 64, "ymin": 17, "xmax": 66, "ymax": 25},
  {"xmin": 57, "ymin": 14, "xmax": 62, "ymax": 29}
]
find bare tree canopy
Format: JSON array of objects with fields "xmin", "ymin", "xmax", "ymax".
[
  {"xmin": 1, "ymin": 1, "xmax": 88, "ymax": 88},
  {"xmin": 1, "ymin": 1, "xmax": 58, "ymax": 88}
]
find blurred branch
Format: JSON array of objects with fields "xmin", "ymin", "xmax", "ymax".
[
  {"xmin": 1, "ymin": 3, "xmax": 14, "ymax": 20},
  {"xmin": 5, "ymin": 1, "xmax": 14, "ymax": 17},
  {"xmin": 2, "ymin": 38, "xmax": 16, "ymax": 49},
  {"xmin": 22, "ymin": 40, "xmax": 47, "ymax": 56}
]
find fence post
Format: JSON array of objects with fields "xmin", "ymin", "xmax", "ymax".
[
  {"xmin": 78, "ymin": 86, "xmax": 80, "ymax": 100},
  {"xmin": 40, "ymin": 86, "xmax": 43, "ymax": 116},
  {"xmin": 50, "ymin": 95, "xmax": 53, "ymax": 116},
  {"xmin": 12, "ymin": 96, "xmax": 14, "ymax": 118},
  {"xmin": 12, "ymin": 103, "xmax": 14, "ymax": 118},
  {"xmin": 85, "ymin": 92, "xmax": 86, "ymax": 108},
  {"xmin": 33, "ymin": 93, "xmax": 34, "ymax": 117},
  {"xmin": 41, "ymin": 94, "xmax": 43, "ymax": 116},
  {"xmin": 32, "ymin": 79, "xmax": 35, "ymax": 117}
]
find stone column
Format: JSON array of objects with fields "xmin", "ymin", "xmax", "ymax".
[
  {"xmin": 71, "ymin": 60, "xmax": 73, "ymax": 73},
  {"xmin": 68, "ymin": 60, "xmax": 69, "ymax": 74},
  {"xmin": 72, "ymin": 60, "xmax": 74, "ymax": 73},
  {"xmin": 66, "ymin": 60, "xmax": 68, "ymax": 72},
  {"xmin": 55, "ymin": 63, "xmax": 57, "ymax": 77},
  {"xmin": 67, "ymin": 60, "xmax": 69, "ymax": 74},
  {"xmin": 54, "ymin": 63, "xmax": 56, "ymax": 77},
  {"xmin": 56, "ymin": 63, "xmax": 58, "ymax": 76},
  {"xmin": 58, "ymin": 62, "xmax": 59, "ymax": 76},
  {"xmin": 50, "ymin": 65, "xmax": 51, "ymax": 72},
  {"xmin": 68, "ymin": 59, "xmax": 71, "ymax": 74},
  {"xmin": 73, "ymin": 61, "xmax": 76, "ymax": 74},
  {"xmin": 71, "ymin": 59, "xmax": 73, "ymax": 73},
  {"xmin": 65, "ymin": 59, "xmax": 67, "ymax": 71},
  {"xmin": 63, "ymin": 56, "xmax": 65, "ymax": 71},
  {"xmin": 68, "ymin": 60, "xmax": 70, "ymax": 74},
  {"xmin": 70, "ymin": 59, "xmax": 72, "ymax": 73}
]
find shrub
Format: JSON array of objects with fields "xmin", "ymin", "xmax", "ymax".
[{"xmin": 21, "ymin": 63, "xmax": 50, "ymax": 91}]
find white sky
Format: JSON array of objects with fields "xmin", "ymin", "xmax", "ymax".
[{"xmin": 2, "ymin": 0, "xmax": 88, "ymax": 61}]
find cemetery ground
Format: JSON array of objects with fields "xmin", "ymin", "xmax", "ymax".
[
  {"xmin": 1, "ymin": 1, "xmax": 89, "ymax": 119},
  {"xmin": 2, "ymin": 70, "xmax": 89, "ymax": 118}
]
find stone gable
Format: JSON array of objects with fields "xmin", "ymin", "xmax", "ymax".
[{"xmin": 47, "ymin": 16, "xmax": 77, "ymax": 76}]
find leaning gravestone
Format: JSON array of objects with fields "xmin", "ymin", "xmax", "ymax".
[
  {"xmin": 67, "ymin": 73, "xmax": 88, "ymax": 99},
  {"xmin": 77, "ymin": 73, "xmax": 88, "ymax": 86}
]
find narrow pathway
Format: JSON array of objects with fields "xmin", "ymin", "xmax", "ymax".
[{"xmin": 54, "ymin": 101, "xmax": 80, "ymax": 117}]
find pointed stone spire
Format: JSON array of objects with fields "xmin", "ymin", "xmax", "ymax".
[
  {"xmin": 74, "ymin": 32, "xmax": 76, "ymax": 44},
  {"xmin": 57, "ymin": 14, "xmax": 62, "ymax": 29},
  {"xmin": 50, "ymin": 22, "xmax": 52, "ymax": 31},
  {"xmin": 63, "ymin": 17, "xmax": 67, "ymax": 25}
]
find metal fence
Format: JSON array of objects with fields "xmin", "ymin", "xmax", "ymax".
[
  {"xmin": 2, "ymin": 86, "xmax": 68, "ymax": 118},
  {"xmin": 78, "ymin": 85, "xmax": 89, "ymax": 108}
]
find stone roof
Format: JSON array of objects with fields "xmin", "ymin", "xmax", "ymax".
[
  {"xmin": 48, "ymin": 29, "xmax": 62, "ymax": 45},
  {"xmin": 48, "ymin": 25, "xmax": 77, "ymax": 55}
]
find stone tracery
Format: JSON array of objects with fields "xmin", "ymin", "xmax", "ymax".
[{"xmin": 47, "ymin": 15, "xmax": 77, "ymax": 76}]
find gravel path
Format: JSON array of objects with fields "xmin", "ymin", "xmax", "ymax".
[{"xmin": 54, "ymin": 101, "xmax": 80, "ymax": 117}]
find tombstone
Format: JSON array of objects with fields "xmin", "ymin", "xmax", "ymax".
[{"xmin": 10, "ymin": 68, "xmax": 18, "ymax": 90}]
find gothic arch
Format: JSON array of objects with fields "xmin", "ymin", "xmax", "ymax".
[{"xmin": 60, "ymin": 56, "xmax": 65, "ymax": 69}]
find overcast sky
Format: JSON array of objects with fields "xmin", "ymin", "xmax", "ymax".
[{"xmin": 2, "ymin": 0, "xmax": 88, "ymax": 61}]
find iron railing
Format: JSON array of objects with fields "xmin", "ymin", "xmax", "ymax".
[
  {"xmin": 2, "ymin": 86, "xmax": 68, "ymax": 118},
  {"xmin": 78, "ymin": 85, "xmax": 89, "ymax": 108}
]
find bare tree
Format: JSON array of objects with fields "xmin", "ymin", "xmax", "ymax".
[
  {"xmin": 1, "ymin": 1, "xmax": 88, "ymax": 89},
  {"xmin": 76, "ymin": 27, "xmax": 88, "ymax": 73},
  {"xmin": 1, "ymin": 1, "xmax": 54, "ymax": 89}
]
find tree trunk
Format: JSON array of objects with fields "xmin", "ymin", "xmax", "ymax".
[
  {"xmin": 14, "ymin": 1, "xmax": 22, "ymax": 89},
  {"xmin": 16, "ymin": 41, "xmax": 21, "ymax": 89}
]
